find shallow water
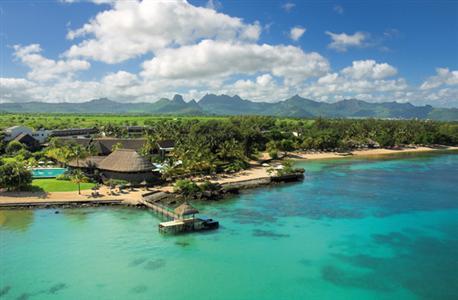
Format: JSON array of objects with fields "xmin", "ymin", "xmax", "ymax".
[{"xmin": 1, "ymin": 152, "xmax": 457, "ymax": 300}]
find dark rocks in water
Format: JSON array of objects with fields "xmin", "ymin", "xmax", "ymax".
[
  {"xmin": 48, "ymin": 283, "xmax": 67, "ymax": 294},
  {"xmin": 252, "ymin": 229, "xmax": 290, "ymax": 238},
  {"xmin": 129, "ymin": 257, "xmax": 147, "ymax": 267},
  {"xmin": 54, "ymin": 211, "xmax": 59, "ymax": 214},
  {"xmin": 298, "ymin": 258, "xmax": 312, "ymax": 266},
  {"xmin": 144, "ymin": 259, "xmax": 166, "ymax": 271},
  {"xmin": 175, "ymin": 241, "xmax": 191, "ymax": 247},
  {"xmin": 130, "ymin": 285, "xmax": 148, "ymax": 294},
  {"xmin": 0, "ymin": 286, "xmax": 11, "ymax": 297},
  {"xmin": 16, "ymin": 293, "xmax": 30, "ymax": 300}
]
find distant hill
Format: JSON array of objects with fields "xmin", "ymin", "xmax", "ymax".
[{"xmin": 1, "ymin": 94, "xmax": 457, "ymax": 120}]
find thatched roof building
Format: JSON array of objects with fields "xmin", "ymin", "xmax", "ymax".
[
  {"xmin": 94, "ymin": 138, "xmax": 146, "ymax": 155},
  {"xmin": 174, "ymin": 202, "xmax": 199, "ymax": 217},
  {"xmin": 54, "ymin": 137, "xmax": 147, "ymax": 156},
  {"xmin": 98, "ymin": 149, "xmax": 152, "ymax": 173},
  {"xmin": 67, "ymin": 156, "xmax": 106, "ymax": 168}
]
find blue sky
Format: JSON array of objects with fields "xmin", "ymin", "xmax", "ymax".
[{"xmin": 1, "ymin": 0, "xmax": 457, "ymax": 107}]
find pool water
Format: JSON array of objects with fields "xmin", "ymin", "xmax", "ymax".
[{"xmin": 31, "ymin": 168, "xmax": 67, "ymax": 178}]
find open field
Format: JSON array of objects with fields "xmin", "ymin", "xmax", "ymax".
[
  {"xmin": 0, "ymin": 113, "xmax": 312, "ymax": 129},
  {"xmin": 31, "ymin": 179, "xmax": 96, "ymax": 192}
]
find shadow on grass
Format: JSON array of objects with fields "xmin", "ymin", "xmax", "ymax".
[{"xmin": 0, "ymin": 186, "xmax": 49, "ymax": 199}]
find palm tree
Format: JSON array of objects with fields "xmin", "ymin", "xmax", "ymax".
[
  {"xmin": 71, "ymin": 169, "xmax": 86, "ymax": 195},
  {"xmin": 65, "ymin": 144, "xmax": 89, "ymax": 194}
]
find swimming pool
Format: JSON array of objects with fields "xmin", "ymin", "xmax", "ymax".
[{"xmin": 32, "ymin": 168, "xmax": 67, "ymax": 178}]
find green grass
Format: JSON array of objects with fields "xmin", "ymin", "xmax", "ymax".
[
  {"xmin": 31, "ymin": 179, "xmax": 95, "ymax": 192},
  {"xmin": 0, "ymin": 113, "xmax": 230, "ymax": 129},
  {"xmin": 0, "ymin": 113, "xmax": 312, "ymax": 130}
]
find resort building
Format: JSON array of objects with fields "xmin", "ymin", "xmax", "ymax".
[
  {"xmin": 157, "ymin": 140, "xmax": 175, "ymax": 159},
  {"xmin": 3, "ymin": 126, "xmax": 51, "ymax": 143},
  {"xmin": 12, "ymin": 133, "xmax": 41, "ymax": 150},
  {"xmin": 97, "ymin": 149, "xmax": 158, "ymax": 184},
  {"xmin": 56, "ymin": 137, "xmax": 147, "ymax": 156},
  {"xmin": 4, "ymin": 126, "xmax": 32, "ymax": 141},
  {"xmin": 125, "ymin": 126, "xmax": 147, "ymax": 137},
  {"xmin": 50, "ymin": 128, "xmax": 98, "ymax": 138}
]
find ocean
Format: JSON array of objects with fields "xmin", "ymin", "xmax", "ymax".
[{"xmin": 1, "ymin": 152, "xmax": 457, "ymax": 300}]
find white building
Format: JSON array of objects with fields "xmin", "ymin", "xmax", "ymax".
[
  {"xmin": 3, "ymin": 126, "xmax": 51, "ymax": 144},
  {"xmin": 31, "ymin": 129, "xmax": 52, "ymax": 143},
  {"xmin": 4, "ymin": 126, "xmax": 33, "ymax": 141}
]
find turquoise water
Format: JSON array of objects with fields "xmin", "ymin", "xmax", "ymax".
[
  {"xmin": 1, "ymin": 152, "xmax": 457, "ymax": 300},
  {"xmin": 31, "ymin": 168, "xmax": 66, "ymax": 178}
]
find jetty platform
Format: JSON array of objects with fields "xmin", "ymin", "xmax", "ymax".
[{"xmin": 140, "ymin": 197, "xmax": 219, "ymax": 234}]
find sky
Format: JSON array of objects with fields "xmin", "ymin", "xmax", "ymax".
[{"xmin": 0, "ymin": 0, "xmax": 457, "ymax": 107}]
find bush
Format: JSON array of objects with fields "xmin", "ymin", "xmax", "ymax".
[
  {"xmin": 199, "ymin": 180, "xmax": 220, "ymax": 192},
  {"xmin": 56, "ymin": 173, "xmax": 71, "ymax": 181},
  {"xmin": 174, "ymin": 179, "xmax": 201, "ymax": 197},
  {"xmin": 223, "ymin": 160, "xmax": 248, "ymax": 173}
]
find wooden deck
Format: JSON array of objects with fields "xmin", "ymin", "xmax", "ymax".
[{"xmin": 139, "ymin": 199, "xmax": 178, "ymax": 220}]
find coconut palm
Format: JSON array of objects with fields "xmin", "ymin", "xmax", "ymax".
[
  {"xmin": 70, "ymin": 169, "xmax": 87, "ymax": 195},
  {"xmin": 64, "ymin": 144, "xmax": 90, "ymax": 194}
]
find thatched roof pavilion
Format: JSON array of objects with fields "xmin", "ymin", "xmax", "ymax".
[
  {"xmin": 174, "ymin": 202, "xmax": 199, "ymax": 218},
  {"xmin": 98, "ymin": 149, "xmax": 152, "ymax": 173}
]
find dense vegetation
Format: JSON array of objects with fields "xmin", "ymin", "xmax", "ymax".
[
  {"xmin": 0, "ymin": 113, "xmax": 227, "ymax": 129},
  {"xmin": 142, "ymin": 116, "xmax": 458, "ymax": 177},
  {"xmin": 1, "ymin": 115, "xmax": 457, "ymax": 191}
]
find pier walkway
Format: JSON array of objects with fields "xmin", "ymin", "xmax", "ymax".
[{"xmin": 139, "ymin": 199, "xmax": 177, "ymax": 220}]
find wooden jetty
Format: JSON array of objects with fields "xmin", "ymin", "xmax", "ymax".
[{"xmin": 139, "ymin": 199, "xmax": 219, "ymax": 234}]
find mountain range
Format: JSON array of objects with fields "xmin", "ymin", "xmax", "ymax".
[{"xmin": 1, "ymin": 94, "xmax": 457, "ymax": 121}]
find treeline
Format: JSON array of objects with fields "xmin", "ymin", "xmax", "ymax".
[
  {"xmin": 140, "ymin": 117, "xmax": 458, "ymax": 176},
  {"xmin": 1, "ymin": 116, "xmax": 458, "ymax": 184}
]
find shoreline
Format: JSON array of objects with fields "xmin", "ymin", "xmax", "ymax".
[
  {"xmin": 287, "ymin": 145, "xmax": 458, "ymax": 161},
  {"xmin": 1, "ymin": 146, "xmax": 457, "ymax": 208}
]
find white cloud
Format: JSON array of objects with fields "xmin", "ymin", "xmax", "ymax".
[
  {"xmin": 420, "ymin": 68, "xmax": 458, "ymax": 90},
  {"xmin": 302, "ymin": 60, "xmax": 405, "ymax": 102},
  {"xmin": 223, "ymin": 74, "xmax": 291, "ymax": 101},
  {"xmin": 206, "ymin": 0, "xmax": 222, "ymax": 10},
  {"xmin": 282, "ymin": 2, "xmax": 295, "ymax": 12},
  {"xmin": 341, "ymin": 60, "xmax": 397, "ymax": 80},
  {"xmin": 325, "ymin": 31, "xmax": 368, "ymax": 52},
  {"xmin": 102, "ymin": 71, "xmax": 138, "ymax": 87},
  {"xmin": 13, "ymin": 44, "xmax": 90, "ymax": 82},
  {"xmin": 289, "ymin": 26, "xmax": 306, "ymax": 41},
  {"xmin": 0, "ymin": 78, "xmax": 36, "ymax": 103},
  {"xmin": 141, "ymin": 39, "xmax": 329, "ymax": 83},
  {"xmin": 3, "ymin": 0, "xmax": 457, "ymax": 107},
  {"xmin": 333, "ymin": 5, "xmax": 344, "ymax": 14},
  {"xmin": 65, "ymin": 0, "xmax": 261, "ymax": 63}
]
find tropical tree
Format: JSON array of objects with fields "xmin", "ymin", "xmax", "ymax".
[
  {"xmin": 70, "ymin": 169, "xmax": 88, "ymax": 195},
  {"xmin": 0, "ymin": 161, "xmax": 32, "ymax": 191},
  {"xmin": 65, "ymin": 144, "xmax": 90, "ymax": 194},
  {"xmin": 0, "ymin": 131, "xmax": 6, "ymax": 155},
  {"xmin": 5, "ymin": 140, "xmax": 25, "ymax": 155}
]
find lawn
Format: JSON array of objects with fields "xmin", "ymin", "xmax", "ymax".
[{"xmin": 32, "ymin": 179, "xmax": 96, "ymax": 193}]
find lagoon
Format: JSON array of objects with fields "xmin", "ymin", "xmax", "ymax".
[{"xmin": 1, "ymin": 152, "xmax": 457, "ymax": 299}]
